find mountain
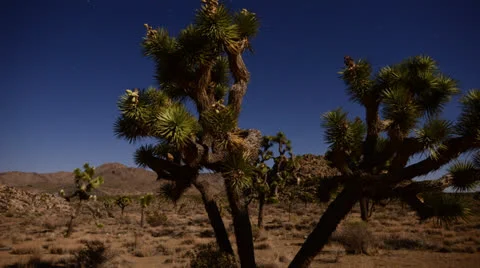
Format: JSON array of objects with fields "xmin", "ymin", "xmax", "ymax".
[{"xmin": 0, "ymin": 163, "xmax": 159, "ymax": 195}]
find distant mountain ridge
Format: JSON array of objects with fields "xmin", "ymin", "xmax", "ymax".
[{"xmin": 0, "ymin": 163, "xmax": 159, "ymax": 195}]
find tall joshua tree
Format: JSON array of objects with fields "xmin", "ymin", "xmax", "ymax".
[
  {"xmin": 60, "ymin": 163, "xmax": 104, "ymax": 238},
  {"xmin": 139, "ymin": 193, "xmax": 154, "ymax": 227},
  {"xmin": 253, "ymin": 132, "xmax": 297, "ymax": 230},
  {"xmin": 289, "ymin": 55, "xmax": 480, "ymax": 267},
  {"xmin": 114, "ymin": 0, "xmax": 260, "ymax": 266},
  {"xmin": 116, "ymin": 196, "xmax": 132, "ymax": 216}
]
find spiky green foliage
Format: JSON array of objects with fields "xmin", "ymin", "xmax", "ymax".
[
  {"xmin": 115, "ymin": 1, "xmax": 262, "ymax": 266},
  {"xmin": 60, "ymin": 163, "xmax": 104, "ymax": 238},
  {"xmin": 291, "ymin": 56, "xmax": 480, "ymax": 268},
  {"xmin": 140, "ymin": 193, "xmax": 154, "ymax": 208},
  {"xmin": 61, "ymin": 163, "xmax": 104, "ymax": 202},
  {"xmin": 158, "ymin": 181, "xmax": 191, "ymax": 204},
  {"xmin": 318, "ymin": 55, "xmax": 480, "ymax": 224},
  {"xmin": 115, "ymin": 196, "xmax": 132, "ymax": 216},
  {"xmin": 420, "ymin": 193, "xmax": 471, "ymax": 226},
  {"xmin": 448, "ymin": 158, "xmax": 480, "ymax": 192}
]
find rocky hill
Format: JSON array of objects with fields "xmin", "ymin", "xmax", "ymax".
[
  {"xmin": 0, "ymin": 155, "xmax": 336, "ymax": 196},
  {"xmin": 0, "ymin": 163, "xmax": 159, "ymax": 196}
]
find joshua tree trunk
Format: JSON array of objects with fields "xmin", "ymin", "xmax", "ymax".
[
  {"xmin": 289, "ymin": 185, "xmax": 361, "ymax": 268},
  {"xmin": 193, "ymin": 180, "xmax": 234, "ymax": 255},
  {"xmin": 257, "ymin": 192, "xmax": 266, "ymax": 230},
  {"xmin": 359, "ymin": 197, "xmax": 369, "ymax": 221},
  {"xmin": 225, "ymin": 180, "xmax": 256, "ymax": 268},
  {"xmin": 140, "ymin": 207, "xmax": 145, "ymax": 227},
  {"xmin": 66, "ymin": 201, "xmax": 82, "ymax": 238}
]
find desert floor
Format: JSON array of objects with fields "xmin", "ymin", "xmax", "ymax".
[{"xmin": 1, "ymin": 190, "xmax": 480, "ymax": 267}]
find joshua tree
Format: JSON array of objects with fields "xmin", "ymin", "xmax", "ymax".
[
  {"xmin": 114, "ymin": 1, "xmax": 260, "ymax": 265},
  {"xmin": 60, "ymin": 163, "xmax": 104, "ymax": 238},
  {"xmin": 139, "ymin": 193, "xmax": 154, "ymax": 227},
  {"xmin": 103, "ymin": 198, "xmax": 115, "ymax": 218},
  {"xmin": 115, "ymin": 196, "xmax": 132, "ymax": 216},
  {"xmin": 252, "ymin": 132, "xmax": 297, "ymax": 230},
  {"xmin": 289, "ymin": 55, "xmax": 480, "ymax": 267}
]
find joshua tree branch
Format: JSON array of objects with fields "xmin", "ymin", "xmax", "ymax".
[
  {"xmin": 399, "ymin": 136, "xmax": 478, "ymax": 181},
  {"xmin": 226, "ymin": 39, "xmax": 250, "ymax": 120}
]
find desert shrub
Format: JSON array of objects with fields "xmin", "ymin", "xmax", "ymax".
[
  {"xmin": 4, "ymin": 254, "xmax": 69, "ymax": 268},
  {"xmin": 188, "ymin": 242, "xmax": 238, "ymax": 268},
  {"xmin": 42, "ymin": 217, "xmax": 65, "ymax": 230},
  {"xmin": 133, "ymin": 245, "xmax": 156, "ymax": 257},
  {"xmin": 5, "ymin": 211, "xmax": 15, "ymax": 217},
  {"xmin": 198, "ymin": 229, "xmax": 215, "ymax": 238},
  {"xmin": 333, "ymin": 221, "xmax": 376, "ymax": 254},
  {"xmin": 150, "ymin": 228, "xmax": 175, "ymax": 237},
  {"xmin": 383, "ymin": 236, "xmax": 425, "ymax": 250},
  {"xmin": 146, "ymin": 211, "xmax": 168, "ymax": 227},
  {"xmin": 10, "ymin": 247, "xmax": 41, "ymax": 255},
  {"xmin": 254, "ymin": 242, "xmax": 272, "ymax": 250},
  {"xmin": 49, "ymin": 247, "xmax": 79, "ymax": 255},
  {"xmin": 74, "ymin": 240, "xmax": 114, "ymax": 268}
]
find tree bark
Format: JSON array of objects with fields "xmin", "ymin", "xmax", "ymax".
[
  {"xmin": 289, "ymin": 185, "xmax": 361, "ymax": 268},
  {"xmin": 257, "ymin": 193, "xmax": 265, "ymax": 230},
  {"xmin": 140, "ymin": 207, "xmax": 145, "ymax": 227},
  {"xmin": 359, "ymin": 197, "xmax": 369, "ymax": 221},
  {"xmin": 66, "ymin": 201, "xmax": 82, "ymax": 238},
  {"xmin": 193, "ymin": 180, "xmax": 234, "ymax": 255},
  {"xmin": 225, "ymin": 180, "xmax": 256, "ymax": 268}
]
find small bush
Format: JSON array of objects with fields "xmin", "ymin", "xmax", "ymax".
[
  {"xmin": 334, "ymin": 221, "xmax": 376, "ymax": 254},
  {"xmin": 133, "ymin": 245, "xmax": 156, "ymax": 257},
  {"xmin": 5, "ymin": 254, "xmax": 68, "ymax": 268},
  {"xmin": 188, "ymin": 243, "xmax": 238, "ymax": 268},
  {"xmin": 198, "ymin": 229, "xmax": 215, "ymax": 238},
  {"xmin": 255, "ymin": 242, "xmax": 272, "ymax": 250},
  {"xmin": 10, "ymin": 247, "xmax": 41, "ymax": 255},
  {"xmin": 5, "ymin": 211, "xmax": 15, "ymax": 217},
  {"xmin": 146, "ymin": 211, "xmax": 168, "ymax": 227},
  {"xmin": 74, "ymin": 240, "xmax": 114, "ymax": 267},
  {"xmin": 382, "ymin": 234, "xmax": 436, "ymax": 250}
]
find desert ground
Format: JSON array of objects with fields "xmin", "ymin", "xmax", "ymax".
[{"xmin": 1, "ymin": 165, "xmax": 480, "ymax": 267}]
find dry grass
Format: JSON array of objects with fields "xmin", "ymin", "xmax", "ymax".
[{"xmin": 1, "ymin": 191, "xmax": 480, "ymax": 267}]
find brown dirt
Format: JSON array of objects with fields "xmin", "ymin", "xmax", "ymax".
[{"xmin": 1, "ymin": 166, "xmax": 479, "ymax": 267}]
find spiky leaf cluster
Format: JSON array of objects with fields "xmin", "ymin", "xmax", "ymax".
[
  {"xmin": 62, "ymin": 163, "xmax": 104, "ymax": 201},
  {"xmin": 319, "ymin": 55, "xmax": 480, "ymax": 225},
  {"xmin": 116, "ymin": 196, "xmax": 132, "ymax": 210},
  {"xmin": 140, "ymin": 193, "xmax": 154, "ymax": 208}
]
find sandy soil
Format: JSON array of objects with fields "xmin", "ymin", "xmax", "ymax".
[{"xmin": 1, "ymin": 190, "xmax": 479, "ymax": 267}]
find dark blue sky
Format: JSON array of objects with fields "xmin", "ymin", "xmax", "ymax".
[{"xmin": 1, "ymin": 0, "xmax": 479, "ymax": 173}]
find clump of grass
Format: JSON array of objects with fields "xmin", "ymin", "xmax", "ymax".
[
  {"xmin": 10, "ymin": 247, "xmax": 41, "ymax": 255},
  {"xmin": 5, "ymin": 254, "xmax": 71, "ymax": 268},
  {"xmin": 255, "ymin": 242, "xmax": 272, "ymax": 250},
  {"xmin": 49, "ymin": 247, "xmax": 79, "ymax": 255},
  {"xmin": 382, "ymin": 233, "xmax": 437, "ymax": 250},
  {"xmin": 186, "ymin": 242, "xmax": 237, "ymax": 268},
  {"xmin": 133, "ymin": 245, "xmax": 156, "ymax": 257},
  {"xmin": 146, "ymin": 211, "xmax": 168, "ymax": 227},
  {"xmin": 42, "ymin": 217, "xmax": 64, "ymax": 230},
  {"xmin": 198, "ymin": 229, "xmax": 215, "ymax": 238},
  {"xmin": 333, "ymin": 221, "xmax": 377, "ymax": 255},
  {"xmin": 74, "ymin": 240, "xmax": 115, "ymax": 267}
]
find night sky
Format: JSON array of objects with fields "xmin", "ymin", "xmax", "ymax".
[{"xmin": 1, "ymin": 0, "xmax": 479, "ymax": 175}]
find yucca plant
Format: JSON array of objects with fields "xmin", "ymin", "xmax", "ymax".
[
  {"xmin": 251, "ymin": 132, "xmax": 298, "ymax": 230},
  {"xmin": 114, "ymin": 1, "xmax": 260, "ymax": 265},
  {"xmin": 115, "ymin": 196, "xmax": 132, "ymax": 216},
  {"xmin": 289, "ymin": 56, "xmax": 480, "ymax": 267},
  {"xmin": 139, "ymin": 193, "xmax": 154, "ymax": 227},
  {"xmin": 60, "ymin": 163, "xmax": 104, "ymax": 238}
]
